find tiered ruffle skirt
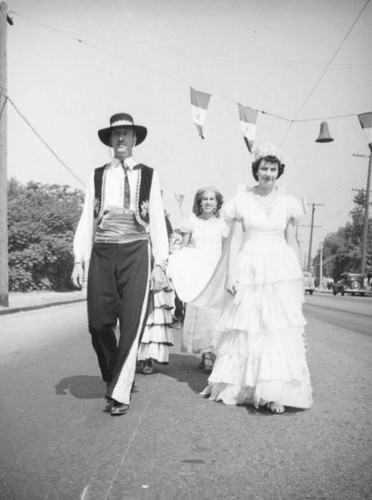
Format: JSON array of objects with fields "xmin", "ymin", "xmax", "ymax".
[
  {"xmin": 137, "ymin": 275, "xmax": 174, "ymax": 364},
  {"xmin": 202, "ymin": 240, "xmax": 313, "ymax": 409}
]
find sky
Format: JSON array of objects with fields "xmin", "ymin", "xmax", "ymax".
[{"xmin": 4, "ymin": 0, "xmax": 372, "ymax": 267}]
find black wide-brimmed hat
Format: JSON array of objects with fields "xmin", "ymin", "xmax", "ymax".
[{"xmin": 98, "ymin": 113, "xmax": 147, "ymax": 146}]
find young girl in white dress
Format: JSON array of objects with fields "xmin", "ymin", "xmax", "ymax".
[
  {"xmin": 168, "ymin": 187, "xmax": 229, "ymax": 370},
  {"xmin": 200, "ymin": 144, "xmax": 312, "ymax": 413}
]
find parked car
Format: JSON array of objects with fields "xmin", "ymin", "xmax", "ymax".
[
  {"xmin": 332, "ymin": 273, "xmax": 366, "ymax": 297},
  {"xmin": 303, "ymin": 271, "xmax": 315, "ymax": 295}
]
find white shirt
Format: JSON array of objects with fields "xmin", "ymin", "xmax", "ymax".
[{"xmin": 73, "ymin": 156, "xmax": 168, "ymax": 267}]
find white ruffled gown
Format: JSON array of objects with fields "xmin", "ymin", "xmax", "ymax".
[
  {"xmin": 168, "ymin": 214, "xmax": 229, "ymax": 354},
  {"xmin": 202, "ymin": 189, "xmax": 313, "ymax": 409}
]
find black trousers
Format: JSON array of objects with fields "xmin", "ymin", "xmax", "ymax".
[{"xmin": 87, "ymin": 240, "xmax": 150, "ymax": 403}]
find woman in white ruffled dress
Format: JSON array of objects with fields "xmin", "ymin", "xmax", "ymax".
[
  {"xmin": 168, "ymin": 187, "xmax": 229, "ymax": 370},
  {"xmin": 201, "ymin": 144, "xmax": 312, "ymax": 413}
]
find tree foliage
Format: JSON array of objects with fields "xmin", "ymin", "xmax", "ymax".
[
  {"xmin": 8, "ymin": 178, "xmax": 84, "ymax": 291},
  {"xmin": 314, "ymin": 191, "xmax": 372, "ymax": 280}
]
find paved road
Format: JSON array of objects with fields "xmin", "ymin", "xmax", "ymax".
[
  {"xmin": 0, "ymin": 302, "xmax": 371, "ymax": 500},
  {"xmin": 304, "ymin": 293, "xmax": 372, "ymax": 337}
]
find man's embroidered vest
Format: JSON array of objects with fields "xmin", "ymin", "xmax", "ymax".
[{"xmin": 93, "ymin": 163, "xmax": 153, "ymax": 227}]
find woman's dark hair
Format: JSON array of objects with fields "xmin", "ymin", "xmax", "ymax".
[
  {"xmin": 192, "ymin": 187, "xmax": 224, "ymax": 217},
  {"xmin": 251, "ymin": 155, "xmax": 285, "ymax": 181}
]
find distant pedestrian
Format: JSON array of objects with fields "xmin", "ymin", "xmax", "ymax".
[
  {"xmin": 200, "ymin": 143, "xmax": 312, "ymax": 414},
  {"xmin": 326, "ymin": 277, "xmax": 333, "ymax": 290},
  {"xmin": 71, "ymin": 113, "xmax": 168, "ymax": 416}
]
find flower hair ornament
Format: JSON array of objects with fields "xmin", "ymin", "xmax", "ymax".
[
  {"xmin": 253, "ymin": 143, "xmax": 284, "ymax": 164},
  {"xmin": 251, "ymin": 142, "xmax": 285, "ymax": 180}
]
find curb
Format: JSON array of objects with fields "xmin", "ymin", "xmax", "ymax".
[
  {"xmin": 1, "ymin": 289, "xmax": 370, "ymax": 317},
  {"xmin": 0, "ymin": 298, "xmax": 86, "ymax": 316},
  {"xmin": 314, "ymin": 289, "xmax": 372, "ymax": 297}
]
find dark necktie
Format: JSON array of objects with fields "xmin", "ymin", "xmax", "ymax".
[{"xmin": 122, "ymin": 161, "xmax": 130, "ymax": 210}]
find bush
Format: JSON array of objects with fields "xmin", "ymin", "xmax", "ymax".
[{"xmin": 8, "ymin": 179, "xmax": 84, "ymax": 291}]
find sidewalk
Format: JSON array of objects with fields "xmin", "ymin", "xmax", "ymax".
[{"xmin": 0, "ymin": 290, "xmax": 86, "ymax": 315}]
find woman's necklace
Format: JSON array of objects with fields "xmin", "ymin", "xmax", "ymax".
[{"xmin": 252, "ymin": 186, "xmax": 277, "ymax": 216}]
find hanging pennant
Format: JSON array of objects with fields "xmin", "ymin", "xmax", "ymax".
[
  {"xmin": 358, "ymin": 112, "xmax": 372, "ymax": 152},
  {"xmin": 175, "ymin": 193, "xmax": 185, "ymax": 213},
  {"xmin": 190, "ymin": 87, "xmax": 211, "ymax": 139},
  {"xmin": 238, "ymin": 104, "xmax": 258, "ymax": 153}
]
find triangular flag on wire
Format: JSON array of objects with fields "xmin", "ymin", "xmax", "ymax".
[
  {"xmin": 190, "ymin": 87, "xmax": 211, "ymax": 139},
  {"xmin": 238, "ymin": 104, "xmax": 258, "ymax": 153},
  {"xmin": 358, "ymin": 112, "xmax": 372, "ymax": 152},
  {"xmin": 175, "ymin": 193, "xmax": 185, "ymax": 210}
]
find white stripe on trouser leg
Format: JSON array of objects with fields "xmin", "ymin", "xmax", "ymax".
[{"xmin": 111, "ymin": 245, "xmax": 151, "ymax": 405}]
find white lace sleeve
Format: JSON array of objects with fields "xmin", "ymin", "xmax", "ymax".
[
  {"xmin": 222, "ymin": 194, "xmax": 246, "ymax": 223},
  {"xmin": 286, "ymin": 195, "xmax": 306, "ymax": 223},
  {"xmin": 179, "ymin": 212, "xmax": 196, "ymax": 233}
]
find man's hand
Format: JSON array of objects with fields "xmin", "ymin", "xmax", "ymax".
[
  {"xmin": 150, "ymin": 265, "xmax": 165, "ymax": 293},
  {"xmin": 71, "ymin": 262, "xmax": 84, "ymax": 289}
]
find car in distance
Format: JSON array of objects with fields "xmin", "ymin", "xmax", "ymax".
[
  {"xmin": 303, "ymin": 271, "xmax": 315, "ymax": 295},
  {"xmin": 332, "ymin": 273, "xmax": 366, "ymax": 297}
]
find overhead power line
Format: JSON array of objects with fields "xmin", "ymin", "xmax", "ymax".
[
  {"xmin": 11, "ymin": 11, "xmax": 372, "ymax": 70},
  {"xmin": 280, "ymin": 0, "xmax": 370, "ymax": 145},
  {"xmin": 318, "ymin": 200, "xmax": 354, "ymax": 225},
  {"xmin": 293, "ymin": 0, "xmax": 370, "ymax": 121},
  {"xmin": 9, "ymin": 9, "xmax": 371, "ymax": 125},
  {"xmin": 2, "ymin": 94, "xmax": 85, "ymax": 186}
]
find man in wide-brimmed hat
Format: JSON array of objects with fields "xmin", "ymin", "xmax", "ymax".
[{"xmin": 72, "ymin": 113, "xmax": 168, "ymax": 416}]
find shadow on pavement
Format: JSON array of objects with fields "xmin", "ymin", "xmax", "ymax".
[
  {"xmin": 54, "ymin": 375, "xmax": 104, "ymax": 399},
  {"xmin": 155, "ymin": 353, "xmax": 306, "ymax": 417},
  {"xmin": 155, "ymin": 353, "xmax": 211, "ymax": 394},
  {"xmin": 245, "ymin": 403, "xmax": 305, "ymax": 417}
]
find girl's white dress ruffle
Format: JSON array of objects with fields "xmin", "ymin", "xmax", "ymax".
[
  {"xmin": 137, "ymin": 274, "xmax": 174, "ymax": 364},
  {"xmin": 201, "ymin": 190, "xmax": 313, "ymax": 409},
  {"xmin": 167, "ymin": 214, "xmax": 229, "ymax": 303}
]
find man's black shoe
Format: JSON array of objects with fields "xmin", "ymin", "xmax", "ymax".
[{"xmin": 110, "ymin": 401, "xmax": 130, "ymax": 416}]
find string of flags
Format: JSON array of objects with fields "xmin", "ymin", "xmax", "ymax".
[
  {"xmin": 238, "ymin": 104, "xmax": 258, "ymax": 153},
  {"xmin": 175, "ymin": 192, "xmax": 185, "ymax": 209},
  {"xmin": 358, "ymin": 112, "xmax": 372, "ymax": 152},
  {"xmin": 174, "ymin": 193, "xmax": 185, "ymax": 215},
  {"xmin": 190, "ymin": 87, "xmax": 212, "ymax": 140},
  {"xmin": 189, "ymin": 87, "xmax": 372, "ymax": 153}
]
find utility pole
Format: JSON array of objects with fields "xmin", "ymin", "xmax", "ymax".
[
  {"xmin": 0, "ymin": 2, "xmax": 9, "ymax": 307},
  {"xmin": 306, "ymin": 203, "xmax": 324, "ymax": 271},
  {"xmin": 353, "ymin": 153, "xmax": 372, "ymax": 275},
  {"xmin": 298, "ymin": 223, "xmax": 321, "ymax": 271},
  {"xmin": 319, "ymin": 243, "xmax": 323, "ymax": 289}
]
